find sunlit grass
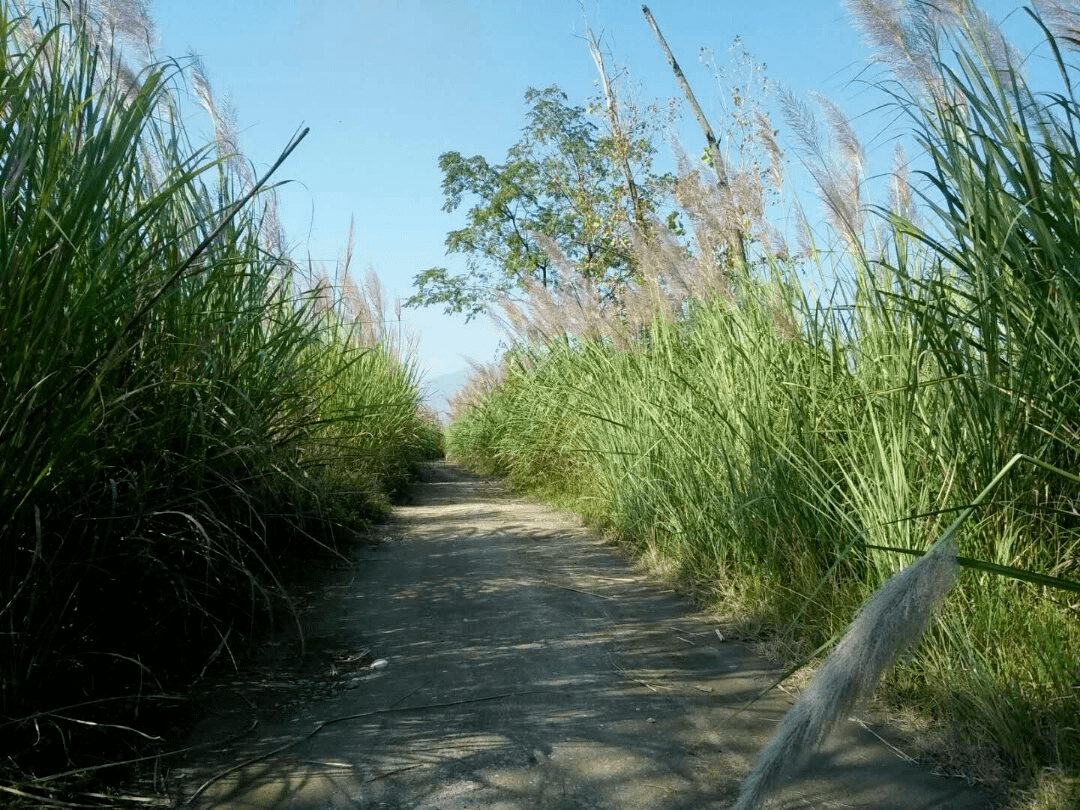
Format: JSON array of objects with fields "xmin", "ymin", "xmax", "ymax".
[
  {"xmin": 0, "ymin": 0, "xmax": 441, "ymax": 782},
  {"xmin": 448, "ymin": 1, "xmax": 1080, "ymax": 803}
]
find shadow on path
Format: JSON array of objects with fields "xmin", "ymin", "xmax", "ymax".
[{"xmin": 170, "ymin": 462, "xmax": 992, "ymax": 810}]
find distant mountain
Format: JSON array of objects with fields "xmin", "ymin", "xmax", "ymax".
[{"xmin": 420, "ymin": 366, "xmax": 473, "ymax": 422}]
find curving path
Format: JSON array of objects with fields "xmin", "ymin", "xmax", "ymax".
[{"xmin": 170, "ymin": 461, "xmax": 991, "ymax": 809}]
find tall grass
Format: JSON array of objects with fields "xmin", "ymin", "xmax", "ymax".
[
  {"xmin": 0, "ymin": 0, "xmax": 440, "ymax": 780},
  {"xmin": 448, "ymin": 0, "xmax": 1080, "ymax": 803}
]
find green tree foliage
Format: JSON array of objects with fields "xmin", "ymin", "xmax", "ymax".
[{"xmin": 408, "ymin": 86, "xmax": 668, "ymax": 320}]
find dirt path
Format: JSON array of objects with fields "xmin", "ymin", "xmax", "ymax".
[{"xmin": 170, "ymin": 462, "xmax": 991, "ymax": 809}]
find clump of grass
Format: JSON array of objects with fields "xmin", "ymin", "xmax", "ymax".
[
  {"xmin": 0, "ymin": 0, "xmax": 439, "ymax": 787},
  {"xmin": 447, "ymin": 0, "xmax": 1080, "ymax": 803}
]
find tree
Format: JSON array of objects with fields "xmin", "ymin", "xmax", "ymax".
[{"xmin": 408, "ymin": 86, "xmax": 668, "ymax": 320}]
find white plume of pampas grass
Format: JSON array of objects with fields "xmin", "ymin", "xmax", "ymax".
[{"xmin": 732, "ymin": 540, "xmax": 958, "ymax": 810}]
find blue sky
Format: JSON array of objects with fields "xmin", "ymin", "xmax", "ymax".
[{"xmin": 148, "ymin": 0, "xmax": 1019, "ymax": 384}]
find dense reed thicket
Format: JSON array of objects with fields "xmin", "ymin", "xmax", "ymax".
[
  {"xmin": 447, "ymin": 1, "xmax": 1080, "ymax": 804},
  {"xmin": 0, "ymin": 1, "xmax": 441, "ymax": 783}
]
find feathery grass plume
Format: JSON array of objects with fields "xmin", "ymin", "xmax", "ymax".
[
  {"xmin": 672, "ymin": 148, "xmax": 745, "ymax": 275},
  {"xmin": 309, "ymin": 248, "xmax": 406, "ymax": 356},
  {"xmin": 190, "ymin": 52, "xmax": 255, "ymax": 192},
  {"xmin": 1034, "ymin": 0, "xmax": 1080, "ymax": 53},
  {"xmin": 843, "ymin": 0, "xmax": 939, "ymax": 88},
  {"xmin": 781, "ymin": 89, "xmax": 867, "ymax": 258},
  {"xmin": 67, "ymin": 0, "xmax": 155, "ymax": 59},
  {"xmin": 491, "ymin": 233, "xmax": 624, "ymax": 347},
  {"xmin": 793, "ymin": 205, "xmax": 819, "ymax": 264},
  {"xmin": 759, "ymin": 221, "xmax": 790, "ymax": 264},
  {"xmin": 448, "ymin": 359, "xmax": 507, "ymax": 422},
  {"xmin": 629, "ymin": 216, "xmax": 694, "ymax": 310},
  {"xmin": 887, "ymin": 142, "xmax": 914, "ymax": 221},
  {"xmin": 815, "ymin": 93, "xmax": 864, "ymax": 227},
  {"xmin": 732, "ymin": 539, "xmax": 958, "ymax": 810},
  {"xmin": 259, "ymin": 184, "xmax": 288, "ymax": 255},
  {"xmin": 362, "ymin": 265, "xmax": 392, "ymax": 336},
  {"xmin": 816, "ymin": 93, "xmax": 864, "ymax": 179},
  {"xmin": 42, "ymin": 0, "xmax": 155, "ymax": 85},
  {"xmin": 299, "ymin": 218, "xmax": 396, "ymax": 352},
  {"xmin": 951, "ymin": 0, "xmax": 1021, "ymax": 91},
  {"xmin": 10, "ymin": 0, "xmax": 151, "ymax": 110},
  {"xmin": 622, "ymin": 221, "xmax": 684, "ymax": 328},
  {"xmin": 753, "ymin": 109, "xmax": 785, "ymax": 199},
  {"xmin": 846, "ymin": 0, "xmax": 1018, "ymax": 101}
]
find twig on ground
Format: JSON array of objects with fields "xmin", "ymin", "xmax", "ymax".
[
  {"xmin": 851, "ymin": 717, "xmax": 917, "ymax": 763},
  {"xmin": 183, "ymin": 688, "xmax": 537, "ymax": 804},
  {"xmin": 609, "ymin": 655, "xmax": 672, "ymax": 692},
  {"xmin": 0, "ymin": 784, "xmax": 98, "ymax": 808},
  {"xmin": 29, "ymin": 719, "xmax": 259, "ymax": 785},
  {"xmin": 362, "ymin": 763, "xmax": 424, "ymax": 782},
  {"xmin": 538, "ymin": 580, "xmax": 613, "ymax": 599}
]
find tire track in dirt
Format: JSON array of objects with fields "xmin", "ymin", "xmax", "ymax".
[{"xmin": 170, "ymin": 461, "xmax": 991, "ymax": 809}]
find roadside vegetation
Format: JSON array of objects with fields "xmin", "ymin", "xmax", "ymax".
[
  {"xmin": 0, "ymin": 0, "xmax": 441, "ymax": 798},
  {"xmin": 441, "ymin": 1, "xmax": 1080, "ymax": 805}
]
